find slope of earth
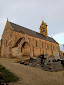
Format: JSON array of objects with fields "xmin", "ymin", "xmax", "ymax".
[{"xmin": 0, "ymin": 58, "xmax": 64, "ymax": 85}]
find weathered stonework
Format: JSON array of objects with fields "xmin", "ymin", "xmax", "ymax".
[{"xmin": 1, "ymin": 19, "xmax": 60, "ymax": 58}]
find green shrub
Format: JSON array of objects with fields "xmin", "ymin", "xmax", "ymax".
[{"xmin": 0, "ymin": 64, "xmax": 19, "ymax": 83}]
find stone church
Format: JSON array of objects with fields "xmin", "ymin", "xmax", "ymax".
[{"xmin": 1, "ymin": 19, "xmax": 60, "ymax": 58}]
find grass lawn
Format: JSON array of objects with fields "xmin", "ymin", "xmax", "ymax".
[{"xmin": 0, "ymin": 64, "xmax": 19, "ymax": 83}]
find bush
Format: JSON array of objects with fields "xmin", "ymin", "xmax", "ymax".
[{"xmin": 0, "ymin": 64, "xmax": 19, "ymax": 83}]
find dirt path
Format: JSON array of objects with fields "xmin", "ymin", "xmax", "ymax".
[{"xmin": 0, "ymin": 58, "xmax": 64, "ymax": 85}]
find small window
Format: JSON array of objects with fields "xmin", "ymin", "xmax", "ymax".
[
  {"xmin": 36, "ymin": 40, "xmax": 37, "ymax": 47},
  {"xmin": 41, "ymin": 29, "xmax": 43, "ymax": 31},
  {"xmin": 52, "ymin": 45, "xmax": 53, "ymax": 50},
  {"xmin": 42, "ymin": 24, "xmax": 44, "ymax": 26},
  {"xmin": 43, "ymin": 51, "xmax": 44, "ymax": 54},
  {"xmin": 51, "ymin": 44, "xmax": 52, "ymax": 50},
  {"xmin": 53, "ymin": 45, "xmax": 55, "ymax": 50},
  {"xmin": 6, "ymin": 41, "xmax": 7, "ymax": 45},
  {"xmin": 28, "ymin": 38, "xmax": 31, "ymax": 41},
  {"xmin": 42, "ymin": 42, "xmax": 43, "ymax": 48},
  {"xmin": 28, "ymin": 38, "xmax": 30, "ymax": 40},
  {"xmin": 47, "ymin": 44, "xmax": 49, "ymax": 49},
  {"xmin": 43, "ymin": 28, "xmax": 45, "ymax": 31}
]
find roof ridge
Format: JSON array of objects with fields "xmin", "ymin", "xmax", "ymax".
[
  {"xmin": 9, "ymin": 21, "xmax": 42, "ymax": 35},
  {"xmin": 9, "ymin": 21, "xmax": 58, "ymax": 44}
]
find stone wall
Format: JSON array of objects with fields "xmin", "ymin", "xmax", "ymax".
[
  {"xmin": 12, "ymin": 47, "xmax": 18, "ymax": 57},
  {"xmin": 1, "ymin": 20, "xmax": 13, "ymax": 57},
  {"xmin": 12, "ymin": 32, "xmax": 60, "ymax": 58}
]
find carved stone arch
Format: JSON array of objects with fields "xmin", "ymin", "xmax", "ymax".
[
  {"xmin": 21, "ymin": 41, "xmax": 31, "ymax": 56},
  {"xmin": 18, "ymin": 37, "xmax": 33, "ymax": 57}
]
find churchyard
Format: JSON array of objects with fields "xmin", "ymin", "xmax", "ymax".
[
  {"xmin": 0, "ymin": 64, "xmax": 19, "ymax": 85},
  {"xmin": 0, "ymin": 57, "xmax": 64, "ymax": 85}
]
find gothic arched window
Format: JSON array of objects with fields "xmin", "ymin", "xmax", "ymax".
[
  {"xmin": 42, "ymin": 42, "xmax": 43, "ymax": 48},
  {"xmin": 6, "ymin": 40, "xmax": 7, "ymax": 46},
  {"xmin": 47, "ymin": 43, "xmax": 49, "ymax": 49},
  {"xmin": 36, "ymin": 40, "xmax": 37, "ymax": 47}
]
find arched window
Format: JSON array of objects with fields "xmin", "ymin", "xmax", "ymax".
[
  {"xmin": 28, "ymin": 38, "xmax": 30, "ymax": 41},
  {"xmin": 53, "ymin": 45, "xmax": 55, "ymax": 50},
  {"xmin": 42, "ymin": 42, "xmax": 43, "ymax": 48},
  {"xmin": 6, "ymin": 40, "xmax": 7, "ymax": 45},
  {"xmin": 36, "ymin": 40, "xmax": 37, "ymax": 47},
  {"xmin": 47, "ymin": 43, "xmax": 49, "ymax": 49},
  {"xmin": 51, "ymin": 44, "xmax": 52, "ymax": 50}
]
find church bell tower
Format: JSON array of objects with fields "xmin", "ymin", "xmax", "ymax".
[{"xmin": 40, "ymin": 21, "xmax": 48, "ymax": 38}]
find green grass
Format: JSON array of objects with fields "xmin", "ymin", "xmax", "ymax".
[{"xmin": 0, "ymin": 64, "xmax": 19, "ymax": 83}]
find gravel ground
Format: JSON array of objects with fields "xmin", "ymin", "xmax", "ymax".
[{"xmin": 0, "ymin": 58, "xmax": 64, "ymax": 85}]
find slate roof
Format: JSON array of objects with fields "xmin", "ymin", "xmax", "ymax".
[{"xmin": 9, "ymin": 21, "xmax": 58, "ymax": 44}]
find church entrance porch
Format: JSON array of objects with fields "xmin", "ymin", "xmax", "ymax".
[{"xmin": 21, "ymin": 42, "xmax": 30, "ymax": 56}]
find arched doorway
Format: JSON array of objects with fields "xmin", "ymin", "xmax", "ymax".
[{"xmin": 21, "ymin": 42, "xmax": 30, "ymax": 56}]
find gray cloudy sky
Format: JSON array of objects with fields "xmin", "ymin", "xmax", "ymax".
[{"xmin": 0, "ymin": 0, "xmax": 64, "ymax": 44}]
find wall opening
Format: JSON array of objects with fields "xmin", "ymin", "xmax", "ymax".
[{"xmin": 21, "ymin": 42, "xmax": 30, "ymax": 56}]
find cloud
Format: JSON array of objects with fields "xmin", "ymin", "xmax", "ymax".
[
  {"xmin": 0, "ymin": 0, "xmax": 64, "ymax": 44},
  {"xmin": 59, "ymin": 44, "xmax": 64, "ymax": 52},
  {"xmin": 0, "ymin": 18, "xmax": 7, "ymax": 39},
  {"xmin": 52, "ymin": 33, "xmax": 64, "ymax": 44}
]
